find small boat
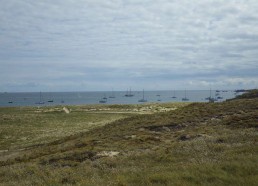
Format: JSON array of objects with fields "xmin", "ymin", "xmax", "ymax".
[
  {"xmin": 99, "ymin": 94, "xmax": 107, "ymax": 103},
  {"xmin": 171, "ymin": 90, "xmax": 177, "ymax": 98},
  {"xmin": 47, "ymin": 92, "xmax": 54, "ymax": 102},
  {"xmin": 182, "ymin": 90, "xmax": 189, "ymax": 101},
  {"xmin": 103, "ymin": 94, "xmax": 107, "ymax": 100},
  {"xmin": 157, "ymin": 94, "xmax": 161, "ymax": 101},
  {"xmin": 138, "ymin": 89, "xmax": 147, "ymax": 102},
  {"xmin": 99, "ymin": 99, "xmax": 107, "ymax": 103},
  {"xmin": 36, "ymin": 92, "xmax": 45, "ymax": 104},
  {"xmin": 36, "ymin": 101, "xmax": 45, "ymax": 105},
  {"xmin": 7, "ymin": 93, "xmax": 13, "ymax": 103},
  {"xmin": 182, "ymin": 97, "xmax": 189, "ymax": 101},
  {"xmin": 207, "ymin": 88, "xmax": 217, "ymax": 103},
  {"xmin": 125, "ymin": 88, "xmax": 134, "ymax": 97},
  {"xmin": 208, "ymin": 97, "xmax": 217, "ymax": 103},
  {"xmin": 109, "ymin": 89, "xmax": 116, "ymax": 98}
]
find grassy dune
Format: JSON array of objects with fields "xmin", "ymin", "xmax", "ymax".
[
  {"xmin": 0, "ymin": 92, "xmax": 257, "ymax": 185},
  {"xmin": 0, "ymin": 103, "xmax": 186, "ymax": 151},
  {"xmin": 0, "ymin": 107, "xmax": 130, "ymax": 151}
]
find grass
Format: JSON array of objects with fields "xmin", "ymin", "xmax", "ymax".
[
  {"xmin": 0, "ymin": 92, "xmax": 257, "ymax": 185},
  {"xmin": 0, "ymin": 106, "xmax": 132, "ymax": 150},
  {"xmin": 233, "ymin": 89, "xmax": 258, "ymax": 99},
  {"xmin": 0, "ymin": 103, "xmax": 188, "ymax": 151}
]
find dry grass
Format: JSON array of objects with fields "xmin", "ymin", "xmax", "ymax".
[
  {"xmin": 0, "ymin": 103, "xmax": 188, "ymax": 152},
  {"xmin": 0, "ymin": 106, "xmax": 132, "ymax": 151},
  {"xmin": 0, "ymin": 94, "xmax": 257, "ymax": 185}
]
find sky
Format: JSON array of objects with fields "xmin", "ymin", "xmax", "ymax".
[{"xmin": 0, "ymin": 0, "xmax": 258, "ymax": 92}]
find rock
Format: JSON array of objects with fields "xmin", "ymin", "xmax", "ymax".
[
  {"xmin": 162, "ymin": 126, "xmax": 171, "ymax": 132},
  {"xmin": 124, "ymin": 135, "xmax": 137, "ymax": 139},
  {"xmin": 97, "ymin": 151, "xmax": 120, "ymax": 157},
  {"xmin": 131, "ymin": 135, "xmax": 137, "ymax": 139},
  {"xmin": 63, "ymin": 107, "xmax": 70, "ymax": 114},
  {"xmin": 179, "ymin": 134, "xmax": 191, "ymax": 141},
  {"xmin": 138, "ymin": 128, "xmax": 145, "ymax": 132}
]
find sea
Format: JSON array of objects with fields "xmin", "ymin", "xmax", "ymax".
[{"xmin": 0, "ymin": 90, "xmax": 239, "ymax": 107}]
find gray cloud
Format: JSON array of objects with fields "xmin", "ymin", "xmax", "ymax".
[{"xmin": 0, "ymin": 0, "xmax": 258, "ymax": 91}]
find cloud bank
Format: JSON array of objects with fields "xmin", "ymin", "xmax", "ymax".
[{"xmin": 0, "ymin": 0, "xmax": 258, "ymax": 91}]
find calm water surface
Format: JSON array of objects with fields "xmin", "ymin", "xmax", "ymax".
[{"xmin": 0, "ymin": 90, "xmax": 239, "ymax": 107}]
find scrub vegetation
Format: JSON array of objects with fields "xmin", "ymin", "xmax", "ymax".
[{"xmin": 0, "ymin": 91, "xmax": 257, "ymax": 186}]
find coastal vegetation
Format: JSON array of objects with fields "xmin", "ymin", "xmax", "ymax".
[
  {"xmin": 234, "ymin": 89, "xmax": 258, "ymax": 99},
  {"xmin": 0, "ymin": 91, "xmax": 257, "ymax": 185}
]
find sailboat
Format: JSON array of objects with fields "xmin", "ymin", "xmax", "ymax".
[
  {"xmin": 125, "ymin": 87, "xmax": 134, "ymax": 97},
  {"xmin": 182, "ymin": 90, "xmax": 189, "ymax": 101},
  {"xmin": 99, "ymin": 99, "xmax": 107, "ymax": 103},
  {"xmin": 5, "ymin": 92, "xmax": 13, "ymax": 104},
  {"xmin": 99, "ymin": 94, "xmax": 107, "ymax": 103},
  {"xmin": 47, "ymin": 92, "xmax": 54, "ymax": 102},
  {"xmin": 171, "ymin": 90, "xmax": 177, "ymax": 98},
  {"xmin": 36, "ymin": 92, "xmax": 45, "ymax": 104},
  {"xmin": 138, "ymin": 89, "xmax": 147, "ymax": 102},
  {"xmin": 206, "ymin": 88, "xmax": 217, "ymax": 102},
  {"xmin": 103, "ymin": 94, "xmax": 107, "ymax": 100},
  {"xmin": 109, "ymin": 88, "xmax": 115, "ymax": 98},
  {"xmin": 215, "ymin": 91, "xmax": 223, "ymax": 100},
  {"xmin": 156, "ymin": 94, "xmax": 161, "ymax": 101}
]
